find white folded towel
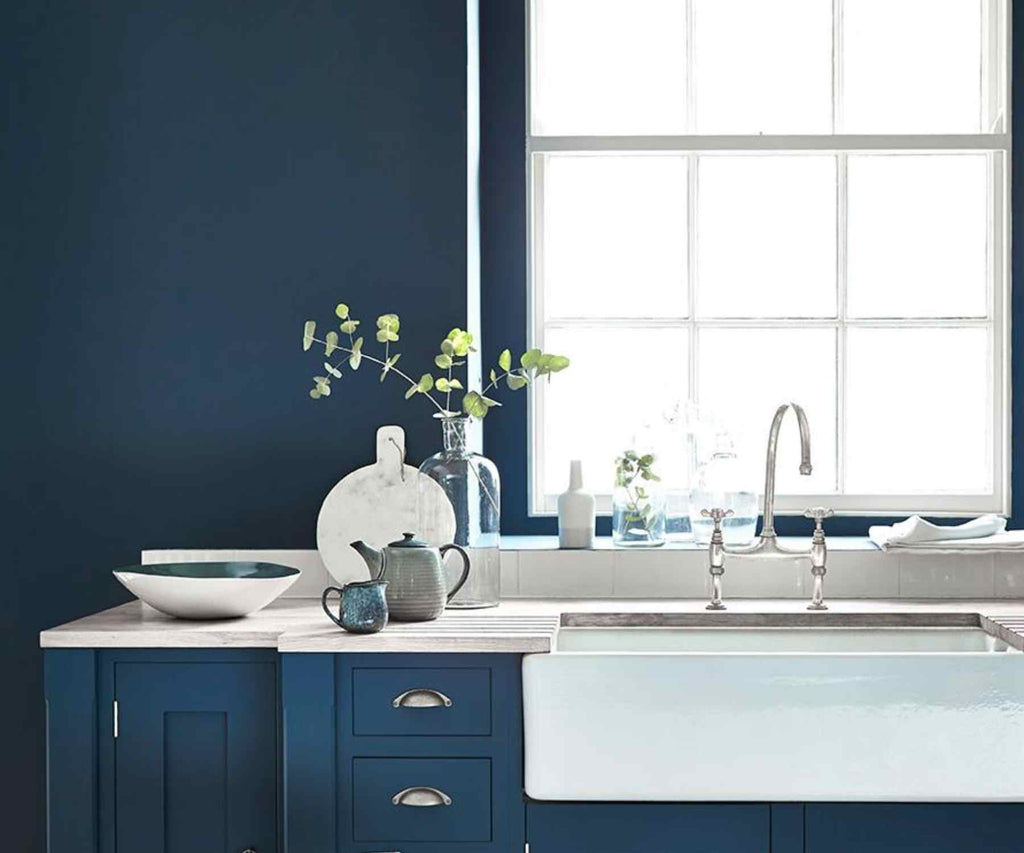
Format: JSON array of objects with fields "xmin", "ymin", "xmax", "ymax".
[{"xmin": 869, "ymin": 514, "xmax": 1024, "ymax": 552}]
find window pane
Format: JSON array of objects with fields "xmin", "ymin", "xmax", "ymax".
[
  {"xmin": 542, "ymin": 326, "xmax": 688, "ymax": 495},
  {"xmin": 846, "ymin": 328, "xmax": 990, "ymax": 493},
  {"xmin": 694, "ymin": 0, "xmax": 832, "ymax": 134},
  {"xmin": 532, "ymin": 0, "xmax": 686, "ymax": 135},
  {"xmin": 697, "ymin": 328, "xmax": 837, "ymax": 495},
  {"xmin": 697, "ymin": 156, "xmax": 837, "ymax": 318},
  {"xmin": 842, "ymin": 0, "xmax": 982, "ymax": 133},
  {"xmin": 542, "ymin": 155, "xmax": 688, "ymax": 320},
  {"xmin": 848, "ymin": 155, "xmax": 988, "ymax": 319}
]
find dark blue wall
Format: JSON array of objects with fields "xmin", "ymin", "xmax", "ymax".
[{"xmin": 2, "ymin": 2, "xmax": 468, "ymax": 847}]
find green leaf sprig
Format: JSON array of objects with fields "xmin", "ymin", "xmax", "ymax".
[
  {"xmin": 614, "ymin": 450, "xmax": 662, "ymax": 540},
  {"xmin": 301, "ymin": 302, "xmax": 570, "ymax": 419}
]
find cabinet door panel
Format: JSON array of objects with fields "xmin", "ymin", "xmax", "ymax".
[
  {"xmin": 115, "ymin": 662, "xmax": 276, "ymax": 853},
  {"xmin": 806, "ymin": 804, "xmax": 1024, "ymax": 853},
  {"xmin": 527, "ymin": 803, "xmax": 769, "ymax": 853}
]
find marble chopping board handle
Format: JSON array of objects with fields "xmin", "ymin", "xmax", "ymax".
[{"xmin": 316, "ymin": 426, "xmax": 457, "ymax": 587}]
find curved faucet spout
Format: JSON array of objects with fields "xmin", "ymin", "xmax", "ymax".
[{"xmin": 760, "ymin": 402, "xmax": 812, "ymax": 541}]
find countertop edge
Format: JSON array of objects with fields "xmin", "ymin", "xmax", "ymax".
[{"xmin": 39, "ymin": 599, "xmax": 1024, "ymax": 653}]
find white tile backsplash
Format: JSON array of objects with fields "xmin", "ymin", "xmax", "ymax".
[
  {"xmin": 517, "ymin": 550, "xmax": 614, "ymax": 598},
  {"xmin": 992, "ymin": 552, "xmax": 1024, "ymax": 599},
  {"xmin": 824, "ymin": 550, "xmax": 900, "ymax": 598},
  {"xmin": 611, "ymin": 549, "xmax": 708, "ymax": 598},
  {"xmin": 143, "ymin": 541, "xmax": 1019, "ymax": 600},
  {"xmin": 898, "ymin": 553, "xmax": 994, "ymax": 599},
  {"xmin": 500, "ymin": 551, "xmax": 520, "ymax": 597}
]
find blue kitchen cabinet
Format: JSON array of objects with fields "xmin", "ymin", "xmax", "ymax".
[
  {"xmin": 281, "ymin": 652, "xmax": 525, "ymax": 853},
  {"xmin": 45, "ymin": 649, "xmax": 279, "ymax": 853},
  {"xmin": 804, "ymin": 804, "xmax": 1024, "ymax": 853},
  {"xmin": 527, "ymin": 803, "xmax": 770, "ymax": 852},
  {"xmin": 114, "ymin": 659, "xmax": 277, "ymax": 853}
]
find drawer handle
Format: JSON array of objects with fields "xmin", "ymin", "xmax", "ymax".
[
  {"xmin": 392, "ymin": 786, "xmax": 453, "ymax": 807},
  {"xmin": 392, "ymin": 688, "xmax": 453, "ymax": 709}
]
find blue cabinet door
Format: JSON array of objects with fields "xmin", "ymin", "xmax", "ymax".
[
  {"xmin": 114, "ymin": 661, "xmax": 277, "ymax": 853},
  {"xmin": 527, "ymin": 803, "xmax": 770, "ymax": 853},
  {"xmin": 805, "ymin": 804, "xmax": 1024, "ymax": 853}
]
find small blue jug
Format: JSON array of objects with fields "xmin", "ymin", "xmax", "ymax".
[{"xmin": 322, "ymin": 579, "xmax": 389, "ymax": 634}]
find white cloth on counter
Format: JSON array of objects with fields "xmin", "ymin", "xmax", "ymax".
[{"xmin": 869, "ymin": 514, "xmax": 1024, "ymax": 552}]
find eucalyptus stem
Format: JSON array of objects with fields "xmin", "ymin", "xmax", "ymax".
[{"xmin": 312, "ymin": 335, "xmax": 446, "ymax": 414}]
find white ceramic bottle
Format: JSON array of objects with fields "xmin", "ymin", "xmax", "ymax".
[{"xmin": 558, "ymin": 460, "xmax": 595, "ymax": 549}]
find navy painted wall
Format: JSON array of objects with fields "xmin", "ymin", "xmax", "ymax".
[{"xmin": 2, "ymin": 2, "xmax": 469, "ymax": 848}]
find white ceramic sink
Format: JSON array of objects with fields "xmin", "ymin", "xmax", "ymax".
[{"xmin": 523, "ymin": 614, "xmax": 1024, "ymax": 802}]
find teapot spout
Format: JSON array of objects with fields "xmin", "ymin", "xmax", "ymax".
[{"xmin": 350, "ymin": 540, "xmax": 385, "ymax": 580}]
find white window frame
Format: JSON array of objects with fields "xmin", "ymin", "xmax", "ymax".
[{"xmin": 526, "ymin": 0, "xmax": 1012, "ymax": 518}]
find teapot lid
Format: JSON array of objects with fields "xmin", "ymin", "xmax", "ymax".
[{"xmin": 387, "ymin": 532, "xmax": 429, "ymax": 549}]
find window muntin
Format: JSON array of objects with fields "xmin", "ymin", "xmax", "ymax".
[{"xmin": 528, "ymin": 0, "xmax": 1009, "ymax": 517}]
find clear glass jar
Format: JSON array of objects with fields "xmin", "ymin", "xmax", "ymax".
[
  {"xmin": 688, "ymin": 435, "xmax": 758, "ymax": 546},
  {"xmin": 611, "ymin": 450, "xmax": 667, "ymax": 547},
  {"xmin": 418, "ymin": 417, "xmax": 500, "ymax": 608}
]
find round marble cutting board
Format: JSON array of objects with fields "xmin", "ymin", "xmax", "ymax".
[{"xmin": 316, "ymin": 425, "xmax": 457, "ymax": 585}]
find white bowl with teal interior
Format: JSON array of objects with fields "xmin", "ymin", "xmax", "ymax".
[{"xmin": 113, "ymin": 562, "xmax": 300, "ymax": 619}]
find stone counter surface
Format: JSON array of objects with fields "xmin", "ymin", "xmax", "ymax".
[{"xmin": 38, "ymin": 598, "xmax": 1024, "ymax": 652}]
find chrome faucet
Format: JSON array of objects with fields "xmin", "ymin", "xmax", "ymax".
[{"xmin": 701, "ymin": 403, "xmax": 834, "ymax": 610}]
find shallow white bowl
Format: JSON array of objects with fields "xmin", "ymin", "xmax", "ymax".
[{"xmin": 113, "ymin": 562, "xmax": 300, "ymax": 620}]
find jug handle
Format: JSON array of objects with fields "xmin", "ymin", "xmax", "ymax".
[
  {"xmin": 321, "ymin": 586, "xmax": 346, "ymax": 628},
  {"xmin": 439, "ymin": 544, "xmax": 471, "ymax": 602}
]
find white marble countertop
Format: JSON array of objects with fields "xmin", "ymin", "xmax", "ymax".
[{"xmin": 38, "ymin": 597, "xmax": 1024, "ymax": 653}]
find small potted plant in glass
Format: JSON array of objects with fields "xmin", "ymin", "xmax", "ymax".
[{"xmin": 612, "ymin": 450, "xmax": 667, "ymax": 547}]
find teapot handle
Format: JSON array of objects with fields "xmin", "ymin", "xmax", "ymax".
[{"xmin": 439, "ymin": 544, "xmax": 471, "ymax": 603}]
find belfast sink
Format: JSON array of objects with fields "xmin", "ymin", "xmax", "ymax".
[{"xmin": 522, "ymin": 613, "xmax": 1024, "ymax": 802}]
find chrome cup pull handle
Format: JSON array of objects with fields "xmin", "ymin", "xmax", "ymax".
[
  {"xmin": 392, "ymin": 688, "xmax": 453, "ymax": 708},
  {"xmin": 391, "ymin": 786, "xmax": 452, "ymax": 807}
]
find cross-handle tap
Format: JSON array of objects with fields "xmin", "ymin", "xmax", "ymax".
[
  {"xmin": 804, "ymin": 506, "xmax": 834, "ymax": 610},
  {"xmin": 702, "ymin": 508, "xmax": 733, "ymax": 610}
]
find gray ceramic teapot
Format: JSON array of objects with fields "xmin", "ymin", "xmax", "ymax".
[{"xmin": 350, "ymin": 533, "xmax": 470, "ymax": 622}]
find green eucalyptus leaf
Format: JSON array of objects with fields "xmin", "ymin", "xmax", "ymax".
[
  {"xmin": 448, "ymin": 378, "xmax": 463, "ymax": 390},
  {"xmin": 440, "ymin": 338, "xmax": 455, "ymax": 357},
  {"xmin": 324, "ymin": 331, "xmax": 339, "ymax": 356},
  {"xmin": 313, "ymin": 376, "xmax": 331, "ymax": 396},
  {"xmin": 387, "ymin": 353, "xmax": 401, "ymax": 368},
  {"xmin": 461, "ymin": 390, "xmax": 487, "ymax": 418},
  {"xmin": 507, "ymin": 373, "xmax": 528, "ymax": 390},
  {"xmin": 302, "ymin": 320, "xmax": 316, "ymax": 351},
  {"xmin": 339, "ymin": 319, "xmax": 359, "ymax": 335},
  {"xmin": 435, "ymin": 353, "xmax": 452, "ymax": 369},
  {"xmin": 335, "ymin": 303, "xmax": 349, "ymax": 320},
  {"xmin": 498, "ymin": 348, "xmax": 512, "ymax": 371},
  {"xmin": 417, "ymin": 373, "xmax": 434, "ymax": 393},
  {"xmin": 349, "ymin": 336, "xmax": 363, "ymax": 370},
  {"xmin": 404, "ymin": 384, "xmax": 418, "ymax": 400},
  {"xmin": 309, "ymin": 387, "xmax": 322, "ymax": 399},
  {"xmin": 520, "ymin": 348, "xmax": 542, "ymax": 370},
  {"xmin": 376, "ymin": 313, "xmax": 400, "ymax": 332},
  {"xmin": 489, "ymin": 368, "xmax": 497, "ymax": 384},
  {"xmin": 375, "ymin": 329, "xmax": 389, "ymax": 343},
  {"xmin": 480, "ymin": 395, "xmax": 501, "ymax": 408},
  {"xmin": 446, "ymin": 327, "xmax": 473, "ymax": 357},
  {"xmin": 436, "ymin": 377, "xmax": 451, "ymax": 393},
  {"xmin": 324, "ymin": 362, "xmax": 342, "ymax": 378}
]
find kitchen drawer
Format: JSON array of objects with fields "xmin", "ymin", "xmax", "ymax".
[
  {"xmin": 351, "ymin": 666, "xmax": 491, "ymax": 736},
  {"xmin": 352, "ymin": 757, "xmax": 492, "ymax": 843}
]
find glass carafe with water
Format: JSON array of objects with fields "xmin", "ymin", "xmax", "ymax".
[{"xmin": 688, "ymin": 434, "xmax": 758, "ymax": 546}]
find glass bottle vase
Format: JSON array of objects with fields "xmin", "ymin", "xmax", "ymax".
[{"xmin": 418, "ymin": 417, "xmax": 501, "ymax": 608}]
